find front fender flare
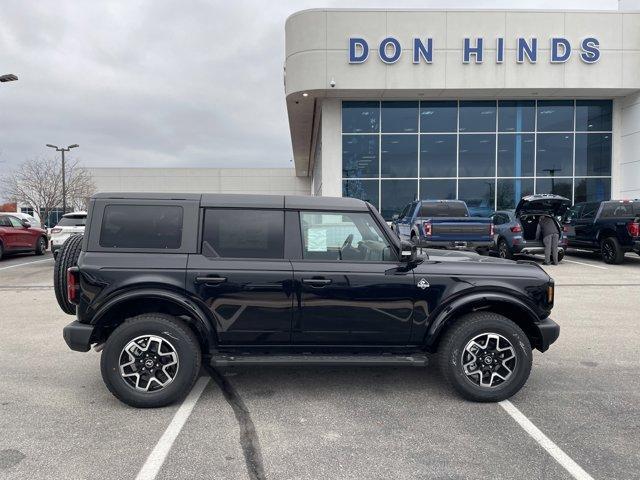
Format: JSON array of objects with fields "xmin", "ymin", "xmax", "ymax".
[
  {"xmin": 425, "ymin": 291, "xmax": 542, "ymax": 349},
  {"xmin": 91, "ymin": 288, "xmax": 217, "ymax": 351}
]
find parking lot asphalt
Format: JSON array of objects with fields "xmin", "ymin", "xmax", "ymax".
[{"xmin": 0, "ymin": 251, "xmax": 639, "ymax": 480}]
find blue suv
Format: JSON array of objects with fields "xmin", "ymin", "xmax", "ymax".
[{"xmin": 490, "ymin": 194, "xmax": 570, "ymax": 261}]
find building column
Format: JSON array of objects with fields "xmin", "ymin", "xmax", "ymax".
[
  {"xmin": 319, "ymin": 98, "xmax": 342, "ymax": 197},
  {"xmin": 616, "ymin": 93, "xmax": 640, "ymax": 199}
]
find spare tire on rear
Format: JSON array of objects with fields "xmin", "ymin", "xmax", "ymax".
[{"xmin": 54, "ymin": 234, "xmax": 84, "ymax": 315}]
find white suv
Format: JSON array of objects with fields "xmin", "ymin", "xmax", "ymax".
[{"xmin": 51, "ymin": 211, "xmax": 87, "ymax": 257}]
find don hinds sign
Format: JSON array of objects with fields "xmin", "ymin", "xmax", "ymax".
[{"xmin": 348, "ymin": 36, "xmax": 601, "ymax": 65}]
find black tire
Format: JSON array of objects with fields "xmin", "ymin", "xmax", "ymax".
[
  {"xmin": 100, "ymin": 314, "xmax": 201, "ymax": 408},
  {"xmin": 35, "ymin": 236, "xmax": 47, "ymax": 255},
  {"xmin": 601, "ymin": 236, "xmax": 624, "ymax": 264},
  {"xmin": 0, "ymin": 241, "xmax": 4, "ymax": 260},
  {"xmin": 53, "ymin": 234, "xmax": 83, "ymax": 315},
  {"xmin": 436, "ymin": 312, "xmax": 532, "ymax": 402},
  {"xmin": 497, "ymin": 238, "xmax": 513, "ymax": 260},
  {"xmin": 557, "ymin": 249, "xmax": 565, "ymax": 263}
]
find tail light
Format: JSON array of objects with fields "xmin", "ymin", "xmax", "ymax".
[
  {"xmin": 423, "ymin": 221, "xmax": 432, "ymax": 236},
  {"xmin": 67, "ymin": 267, "xmax": 80, "ymax": 305},
  {"xmin": 510, "ymin": 224, "xmax": 522, "ymax": 233},
  {"xmin": 51, "ymin": 228, "xmax": 62, "ymax": 234},
  {"xmin": 628, "ymin": 221, "xmax": 640, "ymax": 237},
  {"xmin": 489, "ymin": 223, "xmax": 494, "ymax": 236}
]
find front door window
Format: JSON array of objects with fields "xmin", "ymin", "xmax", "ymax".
[{"xmin": 299, "ymin": 211, "xmax": 395, "ymax": 262}]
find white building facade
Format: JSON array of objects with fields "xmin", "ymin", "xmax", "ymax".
[{"xmin": 285, "ymin": 7, "xmax": 640, "ymax": 218}]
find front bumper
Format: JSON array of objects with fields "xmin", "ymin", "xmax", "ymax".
[
  {"xmin": 63, "ymin": 321, "xmax": 95, "ymax": 352},
  {"xmin": 535, "ymin": 317, "xmax": 560, "ymax": 352}
]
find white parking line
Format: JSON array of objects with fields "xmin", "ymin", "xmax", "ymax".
[
  {"xmin": 0, "ymin": 257, "xmax": 53, "ymax": 271},
  {"xmin": 135, "ymin": 377, "xmax": 210, "ymax": 480},
  {"xmin": 562, "ymin": 259, "xmax": 608, "ymax": 270},
  {"xmin": 499, "ymin": 400, "xmax": 595, "ymax": 480}
]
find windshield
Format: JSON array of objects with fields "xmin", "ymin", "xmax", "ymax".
[
  {"xmin": 420, "ymin": 202, "xmax": 469, "ymax": 217},
  {"xmin": 57, "ymin": 216, "xmax": 86, "ymax": 227}
]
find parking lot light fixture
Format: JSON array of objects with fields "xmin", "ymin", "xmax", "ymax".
[
  {"xmin": 0, "ymin": 74, "xmax": 18, "ymax": 82},
  {"xmin": 46, "ymin": 143, "xmax": 80, "ymax": 215}
]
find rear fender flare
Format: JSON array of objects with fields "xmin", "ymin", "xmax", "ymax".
[
  {"xmin": 425, "ymin": 291, "xmax": 541, "ymax": 349},
  {"xmin": 91, "ymin": 288, "xmax": 217, "ymax": 351}
]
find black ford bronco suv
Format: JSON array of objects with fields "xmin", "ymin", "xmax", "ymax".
[{"xmin": 56, "ymin": 193, "xmax": 559, "ymax": 408}]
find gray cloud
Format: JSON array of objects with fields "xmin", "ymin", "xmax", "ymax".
[{"xmin": 0, "ymin": 0, "xmax": 616, "ymax": 171}]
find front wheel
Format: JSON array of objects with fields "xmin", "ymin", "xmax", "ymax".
[
  {"xmin": 436, "ymin": 312, "xmax": 532, "ymax": 402},
  {"xmin": 100, "ymin": 313, "xmax": 201, "ymax": 408}
]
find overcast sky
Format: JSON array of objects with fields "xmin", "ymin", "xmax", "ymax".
[{"xmin": 0, "ymin": 0, "xmax": 617, "ymax": 172}]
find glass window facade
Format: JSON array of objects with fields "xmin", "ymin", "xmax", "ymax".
[{"xmin": 341, "ymin": 100, "xmax": 613, "ymax": 220}]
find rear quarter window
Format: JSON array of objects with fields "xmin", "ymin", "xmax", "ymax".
[{"xmin": 99, "ymin": 204, "xmax": 183, "ymax": 249}]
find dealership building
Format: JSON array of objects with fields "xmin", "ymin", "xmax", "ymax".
[
  {"xmin": 81, "ymin": 6, "xmax": 640, "ymax": 221},
  {"xmin": 283, "ymin": 6, "xmax": 640, "ymax": 218}
]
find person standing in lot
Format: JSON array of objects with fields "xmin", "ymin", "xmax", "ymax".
[{"xmin": 537, "ymin": 215, "xmax": 561, "ymax": 265}]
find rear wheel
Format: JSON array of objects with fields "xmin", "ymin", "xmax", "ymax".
[
  {"xmin": 557, "ymin": 249, "xmax": 565, "ymax": 263},
  {"xmin": 436, "ymin": 312, "xmax": 532, "ymax": 402},
  {"xmin": 100, "ymin": 313, "xmax": 201, "ymax": 408},
  {"xmin": 601, "ymin": 236, "xmax": 624, "ymax": 264},
  {"xmin": 35, "ymin": 236, "xmax": 47, "ymax": 255},
  {"xmin": 0, "ymin": 242, "xmax": 3, "ymax": 260},
  {"xmin": 53, "ymin": 234, "xmax": 83, "ymax": 315},
  {"xmin": 497, "ymin": 239, "xmax": 513, "ymax": 260}
]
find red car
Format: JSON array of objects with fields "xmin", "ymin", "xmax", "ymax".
[{"xmin": 0, "ymin": 213, "xmax": 48, "ymax": 259}]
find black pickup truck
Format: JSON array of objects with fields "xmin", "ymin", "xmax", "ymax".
[
  {"xmin": 565, "ymin": 200, "xmax": 640, "ymax": 264},
  {"xmin": 55, "ymin": 193, "xmax": 558, "ymax": 408}
]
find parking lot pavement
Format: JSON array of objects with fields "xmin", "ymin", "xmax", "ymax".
[{"xmin": 1, "ymin": 253, "xmax": 639, "ymax": 479}]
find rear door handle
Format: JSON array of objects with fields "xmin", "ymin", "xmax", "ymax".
[
  {"xmin": 302, "ymin": 278, "xmax": 332, "ymax": 286},
  {"xmin": 195, "ymin": 276, "xmax": 227, "ymax": 285}
]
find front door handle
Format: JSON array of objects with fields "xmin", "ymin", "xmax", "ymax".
[
  {"xmin": 302, "ymin": 278, "xmax": 332, "ymax": 286},
  {"xmin": 195, "ymin": 276, "xmax": 227, "ymax": 285}
]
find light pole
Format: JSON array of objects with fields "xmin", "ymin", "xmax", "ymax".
[
  {"xmin": 46, "ymin": 144, "xmax": 79, "ymax": 215},
  {"xmin": 0, "ymin": 74, "xmax": 18, "ymax": 83}
]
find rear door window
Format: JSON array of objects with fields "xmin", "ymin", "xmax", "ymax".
[
  {"xmin": 99, "ymin": 205, "xmax": 183, "ymax": 249},
  {"xmin": 202, "ymin": 209, "xmax": 284, "ymax": 259},
  {"xmin": 580, "ymin": 202, "xmax": 600, "ymax": 220}
]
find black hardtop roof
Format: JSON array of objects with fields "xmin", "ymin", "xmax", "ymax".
[{"xmin": 92, "ymin": 193, "xmax": 370, "ymax": 211}]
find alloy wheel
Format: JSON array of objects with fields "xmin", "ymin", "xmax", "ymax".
[
  {"xmin": 461, "ymin": 332, "xmax": 516, "ymax": 388},
  {"xmin": 602, "ymin": 240, "xmax": 614, "ymax": 262},
  {"xmin": 498, "ymin": 241, "xmax": 508, "ymax": 259},
  {"xmin": 119, "ymin": 335, "xmax": 179, "ymax": 392}
]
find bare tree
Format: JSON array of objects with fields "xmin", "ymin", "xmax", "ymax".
[{"xmin": 0, "ymin": 157, "xmax": 95, "ymax": 226}]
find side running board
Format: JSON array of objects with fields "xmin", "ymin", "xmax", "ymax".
[{"xmin": 210, "ymin": 353, "xmax": 429, "ymax": 367}]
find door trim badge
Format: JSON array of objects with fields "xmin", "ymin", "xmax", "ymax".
[{"xmin": 417, "ymin": 278, "xmax": 429, "ymax": 290}]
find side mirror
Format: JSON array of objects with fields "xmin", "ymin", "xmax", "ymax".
[
  {"xmin": 399, "ymin": 240, "xmax": 417, "ymax": 263},
  {"xmin": 21, "ymin": 219, "xmax": 31, "ymax": 228},
  {"xmin": 392, "ymin": 214, "xmax": 399, "ymax": 221}
]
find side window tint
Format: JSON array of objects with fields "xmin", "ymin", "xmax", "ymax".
[
  {"xmin": 202, "ymin": 209, "xmax": 284, "ymax": 259},
  {"xmin": 300, "ymin": 211, "xmax": 394, "ymax": 262},
  {"xmin": 100, "ymin": 205, "xmax": 183, "ymax": 249},
  {"xmin": 0, "ymin": 217, "xmax": 11, "ymax": 227},
  {"xmin": 581, "ymin": 203, "xmax": 599, "ymax": 219},
  {"xmin": 8, "ymin": 217, "xmax": 23, "ymax": 228}
]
